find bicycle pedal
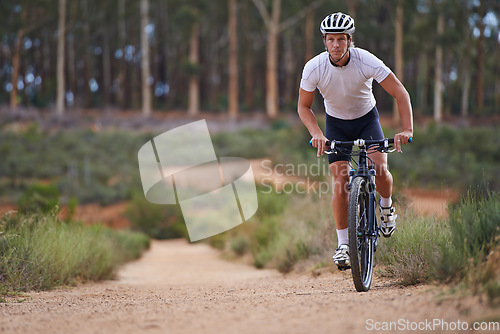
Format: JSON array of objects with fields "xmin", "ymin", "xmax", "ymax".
[{"xmin": 336, "ymin": 265, "xmax": 351, "ymax": 271}]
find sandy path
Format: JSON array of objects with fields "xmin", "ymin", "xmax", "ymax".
[{"xmin": 1, "ymin": 239, "xmax": 497, "ymax": 334}]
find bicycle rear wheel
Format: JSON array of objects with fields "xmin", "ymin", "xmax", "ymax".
[{"xmin": 348, "ymin": 177, "xmax": 374, "ymax": 292}]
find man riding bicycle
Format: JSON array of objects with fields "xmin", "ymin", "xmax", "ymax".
[{"xmin": 297, "ymin": 12, "xmax": 413, "ymax": 269}]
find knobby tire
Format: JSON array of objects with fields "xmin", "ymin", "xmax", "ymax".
[{"xmin": 348, "ymin": 177, "xmax": 374, "ymax": 292}]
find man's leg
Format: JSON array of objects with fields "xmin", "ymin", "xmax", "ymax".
[
  {"xmin": 371, "ymin": 152, "xmax": 397, "ymax": 237},
  {"xmin": 330, "ymin": 160, "xmax": 350, "ymax": 230},
  {"xmin": 371, "ymin": 151, "xmax": 392, "ymax": 199},
  {"xmin": 330, "ymin": 161, "xmax": 351, "ymax": 267}
]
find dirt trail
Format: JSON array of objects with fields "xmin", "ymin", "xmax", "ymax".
[{"xmin": 1, "ymin": 239, "xmax": 496, "ymax": 334}]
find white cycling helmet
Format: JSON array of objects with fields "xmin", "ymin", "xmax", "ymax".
[{"xmin": 320, "ymin": 12, "xmax": 355, "ymax": 35}]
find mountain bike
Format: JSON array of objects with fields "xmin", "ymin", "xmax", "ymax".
[{"xmin": 314, "ymin": 137, "xmax": 410, "ymax": 292}]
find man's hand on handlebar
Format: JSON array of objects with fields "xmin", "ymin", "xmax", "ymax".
[
  {"xmin": 394, "ymin": 130, "xmax": 413, "ymax": 153},
  {"xmin": 309, "ymin": 133, "xmax": 330, "ymax": 157}
]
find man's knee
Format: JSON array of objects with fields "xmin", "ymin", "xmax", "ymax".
[
  {"xmin": 333, "ymin": 176, "xmax": 349, "ymax": 196},
  {"xmin": 376, "ymin": 163, "xmax": 390, "ymax": 178}
]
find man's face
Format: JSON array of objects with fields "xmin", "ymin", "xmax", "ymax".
[{"xmin": 323, "ymin": 33, "xmax": 350, "ymax": 61}]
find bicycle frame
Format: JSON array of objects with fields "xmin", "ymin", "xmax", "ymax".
[
  {"xmin": 324, "ymin": 138, "xmax": 395, "ymax": 291},
  {"xmin": 350, "ymin": 147, "xmax": 378, "ymax": 248}
]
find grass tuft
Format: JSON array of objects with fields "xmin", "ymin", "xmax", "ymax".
[
  {"xmin": 377, "ymin": 190, "xmax": 500, "ymax": 303},
  {"xmin": 377, "ymin": 211, "xmax": 448, "ymax": 286},
  {"xmin": 0, "ymin": 211, "xmax": 150, "ymax": 296}
]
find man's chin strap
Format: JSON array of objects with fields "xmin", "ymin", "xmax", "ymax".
[{"xmin": 330, "ymin": 49, "xmax": 350, "ymax": 65}]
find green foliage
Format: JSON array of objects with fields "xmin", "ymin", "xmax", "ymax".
[
  {"xmin": 388, "ymin": 124, "xmax": 500, "ymax": 191},
  {"xmin": 66, "ymin": 197, "xmax": 79, "ymax": 222},
  {"xmin": 222, "ymin": 189, "xmax": 335, "ymax": 273},
  {"xmin": 0, "ymin": 129, "xmax": 149, "ymax": 205},
  {"xmin": 3, "ymin": 124, "xmax": 497, "ymax": 211},
  {"xmin": 378, "ymin": 190, "xmax": 500, "ymax": 303},
  {"xmin": 0, "ymin": 211, "xmax": 150, "ymax": 294},
  {"xmin": 17, "ymin": 183, "xmax": 60, "ymax": 214},
  {"xmin": 435, "ymin": 190, "xmax": 500, "ymax": 284},
  {"xmin": 377, "ymin": 212, "xmax": 449, "ymax": 286},
  {"xmin": 230, "ymin": 236, "xmax": 249, "ymax": 256},
  {"xmin": 125, "ymin": 192, "xmax": 188, "ymax": 240},
  {"xmin": 211, "ymin": 128, "xmax": 275, "ymax": 159}
]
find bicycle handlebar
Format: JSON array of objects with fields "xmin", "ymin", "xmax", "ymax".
[
  {"xmin": 309, "ymin": 137, "xmax": 412, "ymax": 153},
  {"xmin": 324, "ymin": 137, "xmax": 412, "ymax": 147},
  {"xmin": 325, "ymin": 138, "xmax": 394, "ymax": 147}
]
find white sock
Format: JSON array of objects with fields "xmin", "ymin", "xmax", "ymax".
[
  {"xmin": 380, "ymin": 196, "xmax": 392, "ymax": 208},
  {"xmin": 336, "ymin": 228, "xmax": 348, "ymax": 246}
]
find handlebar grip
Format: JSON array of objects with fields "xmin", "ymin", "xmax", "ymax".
[{"xmin": 309, "ymin": 140, "xmax": 331, "ymax": 147}]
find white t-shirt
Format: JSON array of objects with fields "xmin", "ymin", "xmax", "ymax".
[{"xmin": 300, "ymin": 48, "xmax": 391, "ymax": 120}]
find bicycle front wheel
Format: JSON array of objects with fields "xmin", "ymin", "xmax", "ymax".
[{"xmin": 348, "ymin": 177, "xmax": 374, "ymax": 292}]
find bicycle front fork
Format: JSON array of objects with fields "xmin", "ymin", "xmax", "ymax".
[{"xmin": 366, "ymin": 170, "xmax": 379, "ymax": 251}]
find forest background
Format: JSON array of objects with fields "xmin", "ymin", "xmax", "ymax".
[{"xmin": 1, "ymin": 0, "xmax": 499, "ymax": 120}]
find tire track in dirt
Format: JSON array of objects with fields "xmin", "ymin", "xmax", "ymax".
[{"xmin": 1, "ymin": 239, "xmax": 495, "ymax": 334}]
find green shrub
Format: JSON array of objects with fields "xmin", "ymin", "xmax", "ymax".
[
  {"xmin": 378, "ymin": 190, "xmax": 500, "ymax": 300},
  {"xmin": 0, "ymin": 211, "xmax": 150, "ymax": 293},
  {"xmin": 1, "ymin": 124, "xmax": 500, "ymax": 208},
  {"xmin": 377, "ymin": 212, "xmax": 449, "ymax": 285},
  {"xmin": 225, "ymin": 190, "xmax": 335, "ymax": 273},
  {"xmin": 125, "ymin": 192, "xmax": 188, "ymax": 240},
  {"xmin": 17, "ymin": 183, "xmax": 60, "ymax": 214},
  {"xmin": 485, "ymin": 280, "xmax": 500, "ymax": 306},
  {"xmin": 0, "ymin": 129, "xmax": 151, "ymax": 206},
  {"xmin": 388, "ymin": 125, "xmax": 500, "ymax": 191},
  {"xmin": 434, "ymin": 190, "xmax": 500, "ymax": 283},
  {"xmin": 230, "ymin": 236, "xmax": 249, "ymax": 256}
]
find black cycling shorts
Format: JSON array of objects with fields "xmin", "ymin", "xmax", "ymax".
[{"xmin": 324, "ymin": 106, "xmax": 385, "ymax": 164}]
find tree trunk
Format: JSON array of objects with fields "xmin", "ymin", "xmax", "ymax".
[
  {"xmin": 416, "ymin": 53, "xmax": 428, "ymax": 114},
  {"xmin": 130, "ymin": 21, "xmax": 140, "ymax": 109},
  {"xmin": 116, "ymin": 0, "xmax": 127, "ymax": 109},
  {"xmin": 242, "ymin": 1, "xmax": 254, "ymax": 109},
  {"xmin": 228, "ymin": 0, "xmax": 239, "ymax": 118},
  {"xmin": 10, "ymin": 6, "xmax": 27, "ymax": 109},
  {"xmin": 82, "ymin": 0, "xmax": 92, "ymax": 108},
  {"xmin": 42, "ymin": 29, "xmax": 51, "ymax": 78},
  {"xmin": 140, "ymin": 0, "xmax": 152, "ymax": 116},
  {"xmin": 67, "ymin": 0, "xmax": 77, "ymax": 106},
  {"xmin": 433, "ymin": 14, "xmax": 444, "ymax": 123},
  {"xmin": 265, "ymin": 0, "xmax": 281, "ymax": 118},
  {"xmin": 244, "ymin": 58, "xmax": 254, "ymax": 109},
  {"xmin": 102, "ymin": 27, "xmax": 112, "ymax": 109},
  {"xmin": 495, "ymin": 39, "xmax": 500, "ymax": 109},
  {"xmin": 304, "ymin": 11, "xmax": 314, "ymax": 63},
  {"xmin": 188, "ymin": 23, "xmax": 200, "ymax": 116},
  {"xmin": 461, "ymin": 68, "xmax": 470, "ymax": 118},
  {"xmin": 253, "ymin": 0, "xmax": 321, "ymax": 117},
  {"xmin": 161, "ymin": 1, "xmax": 170, "ymax": 108},
  {"xmin": 56, "ymin": 0, "xmax": 66, "ymax": 116},
  {"xmin": 151, "ymin": 3, "xmax": 164, "ymax": 109},
  {"xmin": 40, "ymin": 28, "xmax": 52, "ymax": 103},
  {"xmin": 476, "ymin": 3, "xmax": 485, "ymax": 110},
  {"xmin": 393, "ymin": 0, "xmax": 403, "ymax": 123},
  {"xmin": 10, "ymin": 29, "xmax": 23, "ymax": 109},
  {"xmin": 283, "ymin": 32, "xmax": 295, "ymax": 107},
  {"xmin": 67, "ymin": 32, "xmax": 76, "ymax": 107}
]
